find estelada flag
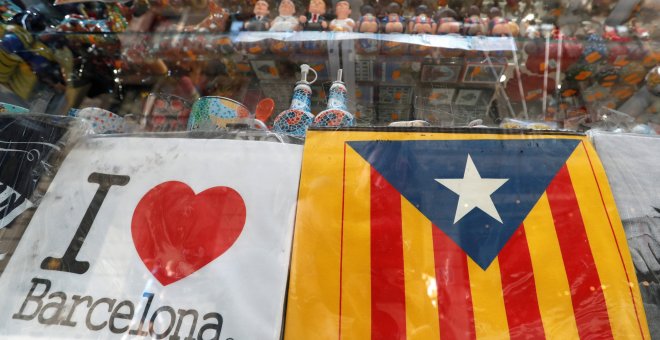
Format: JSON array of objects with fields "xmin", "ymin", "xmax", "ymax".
[{"xmin": 285, "ymin": 129, "xmax": 650, "ymax": 340}]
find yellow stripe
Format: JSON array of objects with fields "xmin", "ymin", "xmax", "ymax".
[
  {"xmin": 566, "ymin": 142, "xmax": 649, "ymax": 340},
  {"xmin": 467, "ymin": 258, "xmax": 509, "ymax": 340},
  {"xmin": 524, "ymin": 193, "xmax": 581, "ymax": 340},
  {"xmin": 284, "ymin": 134, "xmax": 344, "ymax": 340},
  {"xmin": 581, "ymin": 141, "xmax": 650, "ymax": 339},
  {"xmin": 304, "ymin": 130, "xmax": 583, "ymax": 144},
  {"xmin": 339, "ymin": 146, "xmax": 372, "ymax": 340},
  {"xmin": 401, "ymin": 199, "xmax": 440, "ymax": 340}
]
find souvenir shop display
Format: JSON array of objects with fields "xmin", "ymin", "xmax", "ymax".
[{"xmin": 0, "ymin": 0, "xmax": 659, "ymax": 337}]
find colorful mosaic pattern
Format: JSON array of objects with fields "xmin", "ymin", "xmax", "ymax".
[
  {"xmin": 272, "ymin": 83, "xmax": 316, "ymax": 137},
  {"xmin": 313, "ymin": 109, "xmax": 354, "ymax": 127},
  {"xmin": 313, "ymin": 81, "xmax": 354, "ymax": 128},
  {"xmin": 0, "ymin": 102, "xmax": 28, "ymax": 114},
  {"xmin": 187, "ymin": 96, "xmax": 250, "ymax": 131},
  {"xmin": 144, "ymin": 93, "xmax": 192, "ymax": 132},
  {"xmin": 326, "ymin": 83, "xmax": 349, "ymax": 112},
  {"xmin": 273, "ymin": 109, "xmax": 314, "ymax": 137},
  {"xmin": 73, "ymin": 107, "xmax": 124, "ymax": 133},
  {"xmin": 290, "ymin": 85, "xmax": 313, "ymax": 112}
]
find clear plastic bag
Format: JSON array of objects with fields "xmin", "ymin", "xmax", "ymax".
[
  {"xmin": 0, "ymin": 132, "xmax": 302, "ymax": 339},
  {"xmin": 286, "ymin": 128, "xmax": 650, "ymax": 339}
]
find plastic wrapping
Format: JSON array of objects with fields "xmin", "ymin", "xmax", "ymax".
[
  {"xmin": 286, "ymin": 128, "xmax": 650, "ymax": 339},
  {"xmin": 591, "ymin": 131, "xmax": 660, "ymax": 338},
  {"xmin": 0, "ymin": 134, "xmax": 302, "ymax": 339},
  {"xmin": 0, "ymin": 114, "xmax": 87, "ymax": 230}
]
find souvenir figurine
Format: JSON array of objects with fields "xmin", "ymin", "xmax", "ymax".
[
  {"xmin": 196, "ymin": 0, "xmax": 229, "ymax": 32},
  {"xmin": 189, "ymin": 1, "xmax": 234, "ymax": 55},
  {"xmin": 408, "ymin": 5, "xmax": 436, "ymax": 34},
  {"xmin": 380, "ymin": 4, "xmax": 409, "ymax": 55},
  {"xmin": 463, "ymin": 5, "xmax": 486, "ymax": 36},
  {"xmin": 270, "ymin": 0, "xmax": 301, "ymax": 31},
  {"xmin": 355, "ymin": 5, "xmax": 380, "ymax": 55},
  {"xmin": 330, "ymin": 1, "xmax": 355, "ymax": 32},
  {"xmin": 357, "ymin": 5, "xmax": 379, "ymax": 33},
  {"xmin": 273, "ymin": 64, "xmax": 318, "ymax": 137},
  {"xmin": 432, "ymin": 8, "xmax": 463, "ymax": 57},
  {"xmin": 314, "ymin": 69, "xmax": 355, "ymax": 127},
  {"xmin": 269, "ymin": 0, "xmax": 301, "ymax": 55},
  {"xmin": 488, "ymin": 7, "xmax": 518, "ymax": 36},
  {"xmin": 244, "ymin": 0, "xmax": 270, "ymax": 31},
  {"xmin": 435, "ymin": 8, "xmax": 460, "ymax": 34},
  {"xmin": 382, "ymin": 3, "xmax": 405, "ymax": 33},
  {"xmin": 300, "ymin": 0, "xmax": 328, "ymax": 31}
]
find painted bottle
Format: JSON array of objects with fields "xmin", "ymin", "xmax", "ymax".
[
  {"xmin": 273, "ymin": 64, "xmax": 317, "ymax": 137},
  {"xmin": 313, "ymin": 69, "xmax": 354, "ymax": 127}
]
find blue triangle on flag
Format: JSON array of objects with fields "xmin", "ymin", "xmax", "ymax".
[{"xmin": 347, "ymin": 139, "xmax": 580, "ymax": 269}]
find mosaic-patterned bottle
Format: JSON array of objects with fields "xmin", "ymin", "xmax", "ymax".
[
  {"xmin": 313, "ymin": 69, "xmax": 355, "ymax": 127},
  {"xmin": 273, "ymin": 64, "xmax": 317, "ymax": 137}
]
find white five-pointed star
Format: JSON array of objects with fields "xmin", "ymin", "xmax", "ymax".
[{"xmin": 435, "ymin": 154, "xmax": 509, "ymax": 224}]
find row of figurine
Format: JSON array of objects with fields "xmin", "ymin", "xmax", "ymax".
[
  {"xmin": 245, "ymin": 0, "xmax": 519, "ymax": 36},
  {"xmin": 59, "ymin": 64, "xmax": 354, "ymax": 138}
]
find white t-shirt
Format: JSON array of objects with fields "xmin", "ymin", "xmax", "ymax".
[
  {"xmin": 330, "ymin": 18, "xmax": 355, "ymax": 32},
  {"xmin": 270, "ymin": 16, "xmax": 299, "ymax": 31}
]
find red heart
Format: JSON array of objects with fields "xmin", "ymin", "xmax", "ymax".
[{"xmin": 131, "ymin": 181, "xmax": 246, "ymax": 286}]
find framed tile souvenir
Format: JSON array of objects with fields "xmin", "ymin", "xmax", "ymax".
[
  {"xmin": 426, "ymin": 87, "xmax": 456, "ymax": 106},
  {"xmin": 454, "ymin": 89, "xmax": 483, "ymax": 106},
  {"xmin": 376, "ymin": 104, "xmax": 411, "ymax": 123},
  {"xmin": 421, "ymin": 64, "xmax": 462, "ymax": 83},
  {"xmin": 462, "ymin": 62, "xmax": 506, "ymax": 84},
  {"xmin": 378, "ymin": 85, "xmax": 414, "ymax": 105},
  {"xmin": 378, "ymin": 61, "xmax": 414, "ymax": 83}
]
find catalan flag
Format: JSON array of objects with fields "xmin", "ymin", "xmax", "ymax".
[{"xmin": 285, "ymin": 130, "xmax": 650, "ymax": 340}]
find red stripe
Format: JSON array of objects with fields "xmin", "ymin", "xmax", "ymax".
[
  {"xmin": 432, "ymin": 226, "xmax": 476, "ymax": 340},
  {"xmin": 546, "ymin": 165, "xmax": 614, "ymax": 339},
  {"xmin": 370, "ymin": 167, "xmax": 406, "ymax": 340},
  {"xmin": 499, "ymin": 225, "xmax": 546, "ymax": 339}
]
